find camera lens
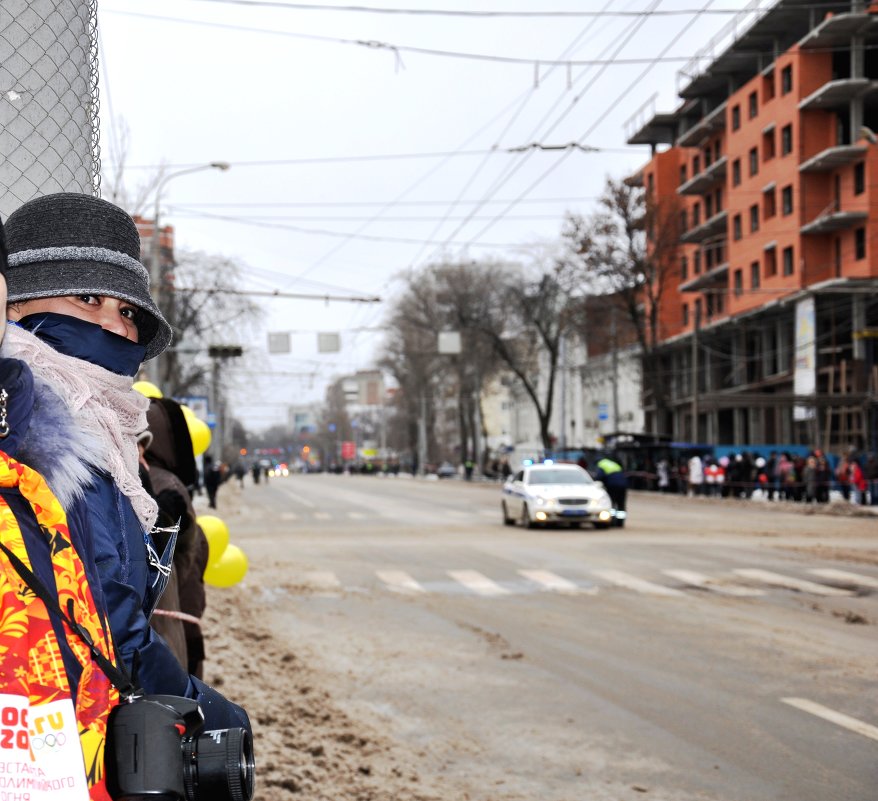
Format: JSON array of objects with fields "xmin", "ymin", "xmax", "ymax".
[{"xmin": 182, "ymin": 728, "xmax": 255, "ymax": 801}]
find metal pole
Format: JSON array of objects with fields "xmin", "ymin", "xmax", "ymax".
[
  {"xmin": 146, "ymin": 162, "xmax": 230, "ymax": 386},
  {"xmin": 559, "ymin": 333, "xmax": 567, "ymax": 451},
  {"xmin": 417, "ymin": 388, "xmax": 428, "ymax": 476},
  {"xmin": 611, "ymin": 307, "xmax": 620, "ymax": 433},
  {"xmin": 210, "ymin": 355, "xmax": 222, "ymax": 460}
]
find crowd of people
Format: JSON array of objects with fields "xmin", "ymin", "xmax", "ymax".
[
  {"xmin": 0, "ymin": 193, "xmax": 251, "ymax": 798},
  {"xmin": 659, "ymin": 449, "xmax": 877, "ymax": 505}
]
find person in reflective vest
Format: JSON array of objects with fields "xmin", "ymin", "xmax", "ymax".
[{"xmin": 594, "ymin": 457, "xmax": 628, "ymax": 528}]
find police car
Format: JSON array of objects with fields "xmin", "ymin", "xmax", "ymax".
[{"xmin": 501, "ymin": 462, "xmax": 614, "ymax": 529}]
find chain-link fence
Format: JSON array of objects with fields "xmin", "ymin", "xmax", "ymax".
[{"xmin": 0, "ymin": 0, "xmax": 100, "ymax": 219}]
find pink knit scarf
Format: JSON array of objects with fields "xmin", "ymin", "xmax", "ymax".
[{"xmin": 3, "ymin": 324, "xmax": 158, "ymax": 530}]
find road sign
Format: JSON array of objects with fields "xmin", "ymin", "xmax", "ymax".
[{"xmin": 341, "ymin": 441, "xmax": 356, "ymax": 460}]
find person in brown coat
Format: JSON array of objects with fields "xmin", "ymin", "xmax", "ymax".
[{"xmin": 145, "ymin": 398, "xmax": 210, "ymax": 678}]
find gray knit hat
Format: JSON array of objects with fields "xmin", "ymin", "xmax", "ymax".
[{"xmin": 4, "ymin": 193, "xmax": 172, "ymax": 360}]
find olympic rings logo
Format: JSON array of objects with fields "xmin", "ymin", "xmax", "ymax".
[{"xmin": 31, "ymin": 732, "xmax": 66, "ymax": 750}]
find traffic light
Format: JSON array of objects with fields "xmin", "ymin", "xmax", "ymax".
[{"xmin": 208, "ymin": 345, "xmax": 244, "ymax": 359}]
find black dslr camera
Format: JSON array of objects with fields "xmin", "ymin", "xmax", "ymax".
[{"xmin": 105, "ymin": 695, "xmax": 255, "ymax": 801}]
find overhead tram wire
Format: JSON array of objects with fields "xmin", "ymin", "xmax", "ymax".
[
  {"xmin": 432, "ymin": 0, "xmax": 657, "ymax": 257},
  {"xmin": 157, "ymin": 1, "xmax": 848, "ymax": 19},
  {"xmin": 288, "ymin": 87, "xmax": 546, "ymax": 283},
  {"xmin": 179, "ymin": 208, "xmax": 512, "ymax": 247},
  {"xmin": 465, "ymin": 0, "xmax": 719, "ymax": 247},
  {"xmin": 407, "ymin": 0, "xmax": 616, "ymax": 268},
  {"xmin": 104, "ymin": 9, "xmax": 854, "ymax": 68},
  {"xmin": 166, "ymin": 196, "xmax": 601, "ymax": 208}
]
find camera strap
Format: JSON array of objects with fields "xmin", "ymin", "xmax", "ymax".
[{"xmin": 0, "ymin": 539, "xmax": 140, "ymax": 700}]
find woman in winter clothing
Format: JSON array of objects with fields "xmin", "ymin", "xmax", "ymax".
[
  {"xmin": 0, "ymin": 218, "xmax": 123, "ymax": 798},
  {"xmin": 145, "ymin": 397, "xmax": 211, "ymax": 678},
  {"xmin": 1, "ymin": 193, "xmax": 250, "ymax": 734}
]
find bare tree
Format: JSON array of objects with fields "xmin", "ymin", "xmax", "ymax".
[
  {"xmin": 563, "ymin": 177, "xmax": 681, "ymax": 433},
  {"xmin": 160, "ymin": 250, "xmax": 261, "ymax": 396}
]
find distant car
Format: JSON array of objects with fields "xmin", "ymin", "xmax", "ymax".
[
  {"xmin": 501, "ymin": 463, "xmax": 614, "ymax": 529},
  {"xmin": 436, "ymin": 461, "xmax": 457, "ymax": 479}
]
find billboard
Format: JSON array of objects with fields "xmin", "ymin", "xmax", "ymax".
[{"xmin": 793, "ymin": 297, "xmax": 816, "ymax": 421}]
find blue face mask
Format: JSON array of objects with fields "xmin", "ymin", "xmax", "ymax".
[{"xmin": 16, "ymin": 312, "xmax": 147, "ymax": 377}]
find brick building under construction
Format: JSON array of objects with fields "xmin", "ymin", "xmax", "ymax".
[{"xmin": 624, "ymin": 0, "xmax": 878, "ymax": 453}]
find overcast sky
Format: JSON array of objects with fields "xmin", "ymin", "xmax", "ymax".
[{"xmin": 97, "ymin": 0, "xmax": 758, "ymax": 431}]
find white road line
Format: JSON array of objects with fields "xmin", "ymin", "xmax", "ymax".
[
  {"xmin": 280, "ymin": 512, "xmax": 298, "ymax": 521},
  {"xmin": 591, "ymin": 569, "xmax": 685, "ymax": 597},
  {"xmin": 313, "ymin": 512, "xmax": 331, "ymax": 520},
  {"xmin": 782, "ymin": 698, "xmax": 878, "ymax": 742},
  {"xmin": 734, "ymin": 569, "xmax": 854, "ymax": 597},
  {"xmin": 303, "ymin": 571, "xmax": 341, "ymax": 589},
  {"xmin": 348, "ymin": 512, "xmax": 367, "ymax": 520},
  {"xmin": 448, "ymin": 570, "xmax": 510, "ymax": 596},
  {"xmin": 376, "ymin": 570, "xmax": 426, "ymax": 594},
  {"xmin": 808, "ymin": 568, "xmax": 878, "ymax": 589},
  {"xmin": 518, "ymin": 569, "xmax": 594, "ymax": 595},
  {"xmin": 662, "ymin": 569, "xmax": 765, "ymax": 597}
]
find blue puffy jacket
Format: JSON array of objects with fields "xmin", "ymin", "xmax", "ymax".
[{"xmin": 0, "ymin": 357, "xmax": 250, "ymax": 733}]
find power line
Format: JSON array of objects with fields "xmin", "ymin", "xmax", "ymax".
[
  {"xmin": 168, "ymin": 208, "xmax": 513, "ymax": 246},
  {"xmin": 409, "ymin": 0, "xmax": 615, "ymax": 268},
  {"xmin": 169, "ymin": 196, "xmax": 599, "ymax": 207},
  {"xmin": 122, "ymin": 143, "xmax": 633, "ymax": 171},
  {"xmin": 172, "ymin": 210, "xmax": 575, "ymax": 222},
  {"xmin": 172, "ymin": 286, "xmax": 382, "ymax": 302},
  {"xmin": 105, "ymin": 9, "xmax": 846, "ymax": 68},
  {"xmin": 466, "ymin": 0, "xmax": 720, "ymax": 247},
  {"xmin": 169, "ymin": 1, "xmax": 810, "ymax": 18},
  {"xmin": 437, "ymin": 0, "xmax": 658, "ymax": 254}
]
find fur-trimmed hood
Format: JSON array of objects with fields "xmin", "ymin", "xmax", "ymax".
[{"xmin": 12, "ymin": 367, "xmax": 107, "ymax": 509}]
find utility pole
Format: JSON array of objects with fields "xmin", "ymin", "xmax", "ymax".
[
  {"xmin": 417, "ymin": 388, "xmax": 428, "ymax": 476},
  {"xmin": 611, "ymin": 307, "xmax": 620, "ymax": 433},
  {"xmin": 559, "ymin": 333, "xmax": 567, "ymax": 451},
  {"xmin": 208, "ymin": 344, "xmax": 243, "ymax": 460}
]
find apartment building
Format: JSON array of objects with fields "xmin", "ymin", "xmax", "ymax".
[{"xmin": 625, "ymin": 0, "xmax": 878, "ymax": 452}]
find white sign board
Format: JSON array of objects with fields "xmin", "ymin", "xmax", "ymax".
[
  {"xmin": 793, "ymin": 297, "xmax": 816, "ymax": 421},
  {"xmin": 268, "ymin": 332, "xmax": 291, "ymax": 353},
  {"xmin": 438, "ymin": 331, "xmax": 462, "ymax": 354}
]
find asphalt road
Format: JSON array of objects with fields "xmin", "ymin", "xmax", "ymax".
[{"xmin": 227, "ymin": 472, "xmax": 878, "ymax": 801}]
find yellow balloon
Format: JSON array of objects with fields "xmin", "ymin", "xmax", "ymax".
[
  {"xmin": 188, "ymin": 415, "xmax": 211, "ymax": 456},
  {"xmin": 133, "ymin": 380, "xmax": 163, "ymax": 398},
  {"xmin": 196, "ymin": 515, "xmax": 229, "ymax": 567},
  {"xmin": 203, "ymin": 544, "xmax": 248, "ymax": 588},
  {"xmin": 180, "ymin": 404, "xmax": 196, "ymax": 420}
]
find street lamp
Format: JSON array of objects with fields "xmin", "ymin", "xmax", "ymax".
[{"xmin": 148, "ymin": 161, "xmax": 230, "ymax": 383}]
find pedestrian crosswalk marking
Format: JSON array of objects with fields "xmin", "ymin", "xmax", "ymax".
[
  {"xmin": 807, "ymin": 568, "xmax": 878, "ymax": 589},
  {"xmin": 313, "ymin": 512, "xmax": 331, "ymax": 520},
  {"xmin": 592, "ymin": 569, "xmax": 686, "ymax": 597},
  {"xmin": 287, "ymin": 567, "xmax": 854, "ymax": 599},
  {"xmin": 782, "ymin": 698, "xmax": 878, "ymax": 742},
  {"xmin": 376, "ymin": 570, "xmax": 426, "ymax": 594},
  {"xmin": 348, "ymin": 512, "xmax": 367, "ymax": 520},
  {"xmin": 662, "ymin": 569, "xmax": 765, "ymax": 597},
  {"xmin": 304, "ymin": 571, "xmax": 341, "ymax": 589},
  {"xmin": 518, "ymin": 569, "xmax": 594, "ymax": 594},
  {"xmin": 448, "ymin": 570, "xmax": 510, "ymax": 596},
  {"xmin": 280, "ymin": 512, "xmax": 298, "ymax": 521},
  {"xmin": 734, "ymin": 569, "xmax": 854, "ymax": 597}
]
